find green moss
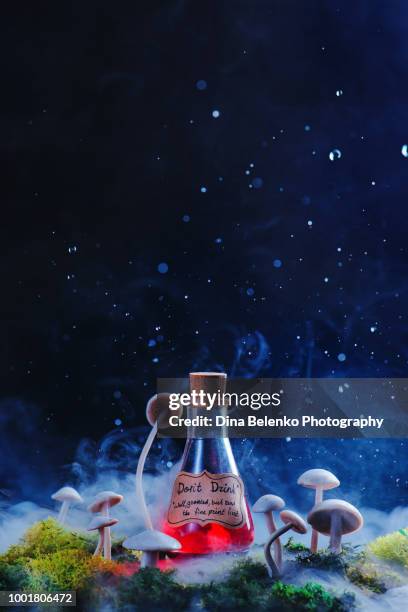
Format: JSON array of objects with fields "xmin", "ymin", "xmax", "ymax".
[
  {"xmin": 268, "ymin": 581, "xmax": 355, "ymax": 611},
  {"xmin": 0, "ymin": 560, "xmax": 31, "ymax": 590},
  {"xmin": 0, "ymin": 518, "xmax": 94, "ymax": 564},
  {"xmin": 0, "ymin": 519, "xmax": 121, "ymax": 592},
  {"xmin": 83, "ymin": 568, "xmax": 193, "ymax": 611},
  {"xmin": 345, "ymin": 557, "xmax": 402, "ymax": 594},
  {"xmin": 284, "ymin": 537, "xmax": 309, "ymax": 553},
  {"xmin": 27, "ymin": 549, "xmax": 118, "ymax": 591},
  {"xmin": 201, "ymin": 559, "xmax": 269, "ymax": 610},
  {"xmin": 201, "ymin": 559, "xmax": 353, "ymax": 611},
  {"xmin": 295, "ymin": 549, "xmax": 348, "ymax": 572},
  {"xmin": 2, "ymin": 520, "xmax": 406, "ymax": 609},
  {"xmin": 368, "ymin": 531, "xmax": 408, "ymax": 568}
]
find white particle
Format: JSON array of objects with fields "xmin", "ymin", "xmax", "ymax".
[
  {"xmin": 196, "ymin": 80, "xmax": 207, "ymax": 90},
  {"xmin": 212, "ymin": 110, "xmax": 220, "ymax": 118},
  {"xmin": 402, "ymin": 144, "xmax": 408, "ymax": 158},
  {"xmin": 329, "ymin": 148, "xmax": 342, "ymax": 161}
]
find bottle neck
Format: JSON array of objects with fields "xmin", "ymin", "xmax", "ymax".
[{"xmin": 186, "ymin": 403, "xmax": 228, "ymax": 439}]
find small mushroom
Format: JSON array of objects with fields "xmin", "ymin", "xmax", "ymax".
[
  {"xmin": 122, "ymin": 529, "xmax": 181, "ymax": 568},
  {"xmin": 136, "ymin": 393, "xmax": 180, "ymax": 530},
  {"xmin": 51, "ymin": 486, "xmax": 83, "ymax": 524},
  {"xmin": 307, "ymin": 499, "xmax": 363, "ymax": 554},
  {"xmin": 88, "ymin": 491, "xmax": 123, "ymax": 561},
  {"xmin": 87, "ymin": 515, "xmax": 118, "ymax": 558},
  {"xmin": 253, "ymin": 494, "xmax": 285, "ymax": 568},
  {"xmin": 264, "ymin": 510, "xmax": 308, "ymax": 579},
  {"xmin": 297, "ymin": 468, "xmax": 339, "ymax": 552}
]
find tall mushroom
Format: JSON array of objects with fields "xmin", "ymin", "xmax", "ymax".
[
  {"xmin": 51, "ymin": 486, "xmax": 83, "ymax": 524},
  {"xmin": 87, "ymin": 515, "xmax": 118, "ymax": 557},
  {"xmin": 88, "ymin": 491, "xmax": 123, "ymax": 561},
  {"xmin": 297, "ymin": 468, "xmax": 339, "ymax": 552},
  {"xmin": 253, "ymin": 494, "xmax": 285, "ymax": 569},
  {"xmin": 264, "ymin": 510, "xmax": 308, "ymax": 578},
  {"xmin": 307, "ymin": 499, "xmax": 363, "ymax": 554},
  {"xmin": 136, "ymin": 393, "xmax": 180, "ymax": 530},
  {"xmin": 123, "ymin": 529, "xmax": 181, "ymax": 568}
]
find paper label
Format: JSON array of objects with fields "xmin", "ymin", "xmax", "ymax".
[{"xmin": 167, "ymin": 470, "xmax": 247, "ymax": 528}]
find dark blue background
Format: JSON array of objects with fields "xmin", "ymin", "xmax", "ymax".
[{"xmin": 1, "ymin": 1, "xmax": 407, "ymax": 509}]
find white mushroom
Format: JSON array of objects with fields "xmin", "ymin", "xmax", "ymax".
[
  {"xmin": 88, "ymin": 491, "xmax": 123, "ymax": 561},
  {"xmin": 253, "ymin": 494, "xmax": 285, "ymax": 568},
  {"xmin": 122, "ymin": 529, "xmax": 181, "ymax": 568},
  {"xmin": 51, "ymin": 486, "xmax": 83, "ymax": 524},
  {"xmin": 307, "ymin": 499, "xmax": 363, "ymax": 554},
  {"xmin": 297, "ymin": 468, "xmax": 339, "ymax": 552},
  {"xmin": 87, "ymin": 515, "xmax": 118, "ymax": 557},
  {"xmin": 264, "ymin": 510, "xmax": 307, "ymax": 578}
]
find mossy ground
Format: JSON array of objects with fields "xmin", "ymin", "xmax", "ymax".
[
  {"xmin": 1, "ymin": 520, "xmax": 408, "ymax": 610},
  {"xmin": 0, "ymin": 518, "xmax": 129, "ymax": 591},
  {"xmin": 368, "ymin": 530, "xmax": 408, "ymax": 569}
]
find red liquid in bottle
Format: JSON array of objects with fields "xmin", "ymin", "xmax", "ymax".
[
  {"xmin": 164, "ymin": 497, "xmax": 254, "ymax": 554},
  {"xmin": 163, "ymin": 373, "xmax": 254, "ymax": 554}
]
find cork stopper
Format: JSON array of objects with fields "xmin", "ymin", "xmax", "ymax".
[{"xmin": 189, "ymin": 372, "xmax": 227, "ymax": 408}]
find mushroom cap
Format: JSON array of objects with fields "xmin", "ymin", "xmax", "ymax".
[
  {"xmin": 280, "ymin": 510, "xmax": 308, "ymax": 534},
  {"xmin": 88, "ymin": 491, "xmax": 123, "ymax": 513},
  {"xmin": 146, "ymin": 393, "xmax": 181, "ymax": 427},
  {"xmin": 122, "ymin": 529, "xmax": 181, "ymax": 552},
  {"xmin": 51, "ymin": 486, "xmax": 83, "ymax": 504},
  {"xmin": 297, "ymin": 469, "xmax": 340, "ymax": 491},
  {"xmin": 252, "ymin": 494, "xmax": 285, "ymax": 513},
  {"xmin": 87, "ymin": 516, "xmax": 118, "ymax": 531},
  {"xmin": 307, "ymin": 499, "xmax": 363, "ymax": 536}
]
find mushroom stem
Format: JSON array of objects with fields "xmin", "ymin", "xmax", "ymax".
[
  {"xmin": 58, "ymin": 500, "xmax": 70, "ymax": 524},
  {"xmin": 141, "ymin": 550, "xmax": 159, "ymax": 568},
  {"xmin": 93, "ymin": 530, "xmax": 104, "ymax": 557},
  {"xmin": 265, "ymin": 512, "xmax": 282, "ymax": 570},
  {"xmin": 104, "ymin": 526, "xmax": 112, "ymax": 560},
  {"xmin": 100, "ymin": 500, "xmax": 112, "ymax": 559},
  {"xmin": 264, "ymin": 524, "xmax": 292, "ymax": 578},
  {"xmin": 329, "ymin": 512, "xmax": 342, "ymax": 553},
  {"xmin": 136, "ymin": 421, "xmax": 158, "ymax": 531},
  {"xmin": 265, "ymin": 512, "xmax": 276, "ymax": 533},
  {"xmin": 310, "ymin": 487, "xmax": 323, "ymax": 552}
]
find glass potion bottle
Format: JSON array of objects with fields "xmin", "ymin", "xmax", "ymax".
[{"xmin": 163, "ymin": 372, "xmax": 254, "ymax": 554}]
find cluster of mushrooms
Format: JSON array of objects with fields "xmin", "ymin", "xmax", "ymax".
[
  {"xmin": 51, "ymin": 397, "xmax": 364, "ymax": 575},
  {"xmin": 51, "ymin": 486, "xmax": 123, "ymax": 560},
  {"xmin": 253, "ymin": 468, "xmax": 364, "ymax": 578},
  {"xmin": 52, "ymin": 394, "xmax": 182, "ymax": 568}
]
